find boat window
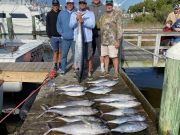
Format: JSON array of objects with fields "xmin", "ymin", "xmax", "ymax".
[
  {"xmin": 0, "ymin": 13, "xmax": 6, "ymax": 18},
  {"xmin": 10, "ymin": 13, "xmax": 28, "ymax": 18}
]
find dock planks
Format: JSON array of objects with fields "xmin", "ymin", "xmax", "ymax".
[{"xmin": 0, "ymin": 62, "xmax": 53, "ymax": 83}]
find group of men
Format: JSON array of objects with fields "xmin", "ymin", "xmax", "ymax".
[{"xmin": 46, "ymin": 0, "xmax": 122, "ymax": 80}]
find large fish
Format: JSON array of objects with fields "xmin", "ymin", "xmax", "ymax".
[
  {"xmin": 74, "ymin": 21, "xmax": 84, "ymax": 83},
  {"xmin": 104, "ymin": 108, "xmax": 138, "ymax": 116},
  {"xmin": 43, "ymin": 121, "xmax": 110, "ymax": 135},
  {"xmin": 85, "ymin": 86, "xmax": 112, "ymax": 94},
  {"xmin": 108, "ymin": 114, "xmax": 146, "ymax": 124},
  {"xmin": 111, "ymin": 121, "xmax": 147, "ymax": 133},
  {"xmin": 57, "ymin": 84, "xmax": 86, "ymax": 92}
]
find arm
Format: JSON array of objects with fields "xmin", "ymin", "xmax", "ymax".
[
  {"xmin": 56, "ymin": 12, "xmax": 63, "ymax": 35},
  {"xmin": 69, "ymin": 12, "xmax": 78, "ymax": 29},
  {"xmin": 46, "ymin": 13, "xmax": 51, "ymax": 38},
  {"xmin": 115, "ymin": 11, "xmax": 123, "ymax": 48},
  {"xmin": 83, "ymin": 11, "xmax": 95, "ymax": 29}
]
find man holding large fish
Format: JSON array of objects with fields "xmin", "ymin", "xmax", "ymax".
[{"xmin": 69, "ymin": 0, "xmax": 95, "ymax": 81}]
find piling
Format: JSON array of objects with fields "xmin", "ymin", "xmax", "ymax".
[
  {"xmin": 32, "ymin": 16, "xmax": 36, "ymax": 39},
  {"xmin": 6, "ymin": 16, "xmax": 14, "ymax": 40},
  {"xmin": 159, "ymin": 42, "xmax": 180, "ymax": 135},
  {"xmin": 0, "ymin": 24, "xmax": 2, "ymax": 39}
]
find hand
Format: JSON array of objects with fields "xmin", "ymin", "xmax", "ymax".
[
  {"xmin": 76, "ymin": 14, "xmax": 84, "ymax": 23},
  {"xmin": 114, "ymin": 41, "xmax": 120, "ymax": 48},
  {"xmin": 174, "ymin": 28, "xmax": 180, "ymax": 32}
]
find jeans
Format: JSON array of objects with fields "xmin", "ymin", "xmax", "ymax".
[{"xmin": 61, "ymin": 39, "xmax": 74, "ymax": 72}]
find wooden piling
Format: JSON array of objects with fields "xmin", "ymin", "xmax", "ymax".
[
  {"xmin": 0, "ymin": 24, "xmax": 2, "ymax": 39},
  {"xmin": 6, "ymin": 16, "xmax": 14, "ymax": 40},
  {"xmin": 32, "ymin": 16, "xmax": 36, "ymax": 39},
  {"xmin": 159, "ymin": 43, "xmax": 180, "ymax": 135}
]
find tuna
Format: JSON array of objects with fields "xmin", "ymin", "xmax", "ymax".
[
  {"xmin": 57, "ymin": 84, "xmax": 86, "ymax": 92},
  {"xmin": 92, "ymin": 80, "xmax": 118, "ymax": 87},
  {"xmin": 104, "ymin": 108, "xmax": 138, "ymax": 116},
  {"xmin": 85, "ymin": 86, "xmax": 112, "ymax": 94},
  {"xmin": 59, "ymin": 91, "xmax": 85, "ymax": 96},
  {"xmin": 111, "ymin": 121, "xmax": 147, "ymax": 133},
  {"xmin": 86, "ymin": 79, "xmax": 109, "ymax": 84},
  {"xmin": 43, "ymin": 121, "xmax": 110, "ymax": 135}
]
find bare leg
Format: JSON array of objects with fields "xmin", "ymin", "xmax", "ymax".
[
  {"xmin": 104, "ymin": 56, "xmax": 109, "ymax": 72},
  {"xmin": 112, "ymin": 57, "xmax": 119, "ymax": 74},
  {"xmin": 53, "ymin": 51, "xmax": 59, "ymax": 64},
  {"xmin": 100, "ymin": 56, "xmax": 105, "ymax": 72}
]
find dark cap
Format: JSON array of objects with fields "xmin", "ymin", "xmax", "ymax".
[
  {"xmin": 79, "ymin": 0, "xmax": 87, "ymax": 4},
  {"xmin": 106, "ymin": 0, "xmax": 113, "ymax": 4},
  {"xmin": 52, "ymin": 0, "xmax": 59, "ymax": 5}
]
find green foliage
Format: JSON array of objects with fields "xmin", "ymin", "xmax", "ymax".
[
  {"xmin": 133, "ymin": 14, "xmax": 157, "ymax": 23},
  {"xmin": 128, "ymin": 0, "xmax": 179, "ymax": 23}
]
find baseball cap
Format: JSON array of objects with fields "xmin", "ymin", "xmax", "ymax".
[
  {"xmin": 66, "ymin": 0, "xmax": 74, "ymax": 3},
  {"xmin": 79, "ymin": 0, "xmax": 87, "ymax": 4},
  {"xmin": 106, "ymin": 0, "xmax": 113, "ymax": 4},
  {"xmin": 52, "ymin": 0, "xmax": 59, "ymax": 5},
  {"xmin": 174, "ymin": 4, "xmax": 179, "ymax": 10}
]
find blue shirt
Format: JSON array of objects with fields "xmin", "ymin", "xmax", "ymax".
[
  {"xmin": 57, "ymin": 9, "xmax": 75, "ymax": 40},
  {"xmin": 69, "ymin": 10, "xmax": 95, "ymax": 42}
]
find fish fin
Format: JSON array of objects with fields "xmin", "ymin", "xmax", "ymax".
[
  {"xmin": 43, "ymin": 123, "xmax": 53, "ymax": 135},
  {"xmin": 36, "ymin": 111, "xmax": 46, "ymax": 119},
  {"xmin": 41, "ymin": 104, "xmax": 49, "ymax": 111}
]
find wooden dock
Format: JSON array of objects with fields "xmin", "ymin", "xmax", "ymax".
[
  {"xmin": 17, "ymin": 68, "xmax": 158, "ymax": 135},
  {"xmin": 0, "ymin": 62, "xmax": 53, "ymax": 83}
]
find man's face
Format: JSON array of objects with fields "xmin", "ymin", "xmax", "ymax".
[
  {"xmin": 93, "ymin": 0, "xmax": 100, "ymax": 5},
  {"xmin": 106, "ymin": 4, "xmax": 113, "ymax": 12},
  {"xmin": 52, "ymin": 5, "xmax": 59, "ymax": 12},
  {"xmin": 79, "ymin": 2, "xmax": 87, "ymax": 10},
  {"xmin": 66, "ymin": 2, "xmax": 74, "ymax": 11},
  {"xmin": 174, "ymin": 8, "xmax": 179, "ymax": 14}
]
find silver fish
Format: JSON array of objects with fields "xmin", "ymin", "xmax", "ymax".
[
  {"xmin": 108, "ymin": 114, "xmax": 146, "ymax": 124},
  {"xmin": 59, "ymin": 91, "xmax": 85, "ymax": 96},
  {"xmin": 101, "ymin": 100, "xmax": 141, "ymax": 108},
  {"xmin": 86, "ymin": 86, "xmax": 112, "ymax": 94},
  {"xmin": 55, "ymin": 116, "xmax": 102, "ymax": 123},
  {"xmin": 104, "ymin": 108, "xmax": 138, "ymax": 116},
  {"xmin": 74, "ymin": 21, "xmax": 84, "ymax": 83},
  {"xmin": 94, "ymin": 94, "xmax": 136, "ymax": 103},
  {"xmin": 92, "ymin": 80, "xmax": 118, "ymax": 87},
  {"xmin": 111, "ymin": 121, "xmax": 147, "ymax": 133},
  {"xmin": 57, "ymin": 84, "xmax": 85, "ymax": 92},
  {"xmin": 86, "ymin": 79, "xmax": 109, "ymax": 84},
  {"xmin": 38, "ymin": 106, "xmax": 98, "ymax": 118},
  {"xmin": 43, "ymin": 121, "xmax": 110, "ymax": 135},
  {"xmin": 49, "ymin": 100, "xmax": 94, "ymax": 109}
]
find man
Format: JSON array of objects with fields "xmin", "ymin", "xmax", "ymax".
[
  {"xmin": 46, "ymin": 0, "xmax": 61, "ymax": 71},
  {"xmin": 166, "ymin": 4, "xmax": 180, "ymax": 24},
  {"xmin": 56, "ymin": 0, "xmax": 75, "ymax": 75},
  {"xmin": 99, "ymin": 0, "xmax": 122, "ymax": 80},
  {"xmin": 172, "ymin": 18, "xmax": 180, "ymax": 45},
  {"xmin": 89, "ymin": 0, "xmax": 105, "ymax": 73},
  {"xmin": 70, "ymin": 0, "xmax": 95, "ymax": 79}
]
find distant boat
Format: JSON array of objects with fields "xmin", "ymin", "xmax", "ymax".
[{"xmin": 0, "ymin": 2, "xmax": 46, "ymax": 34}]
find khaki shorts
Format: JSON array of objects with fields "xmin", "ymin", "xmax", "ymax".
[{"xmin": 101, "ymin": 45, "xmax": 118, "ymax": 58}]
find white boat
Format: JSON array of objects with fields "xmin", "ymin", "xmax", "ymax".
[{"xmin": 0, "ymin": 2, "xmax": 46, "ymax": 34}]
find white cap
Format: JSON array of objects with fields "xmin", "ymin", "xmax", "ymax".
[{"xmin": 66, "ymin": 0, "xmax": 74, "ymax": 3}]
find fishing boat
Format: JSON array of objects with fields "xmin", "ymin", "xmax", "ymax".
[{"xmin": 0, "ymin": 0, "xmax": 46, "ymax": 34}]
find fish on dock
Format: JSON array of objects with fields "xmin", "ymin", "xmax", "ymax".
[
  {"xmin": 86, "ymin": 79, "xmax": 109, "ymax": 84},
  {"xmin": 85, "ymin": 86, "xmax": 112, "ymax": 94},
  {"xmin": 94, "ymin": 94, "xmax": 136, "ymax": 103},
  {"xmin": 43, "ymin": 121, "xmax": 110, "ymax": 135},
  {"xmin": 104, "ymin": 108, "xmax": 138, "ymax": 116},
  {"xmin": 38, "ymin": 106, "xmax": 98, "ymax": 118},
  {"xmin": 100, "ymin": 100, "xmax": 141, "ymax": 108},
  {"xmin": 108, "ymin": 114, "xmax": 146, "ymax": 124},
  {"xmin": 57, "ymin": 84, "xmax": 86, "ymax": 92},
  {"xmin": 59, "ymin": 91, "xmax": 85, "ymax": 96},
  {"xmin": 47, "ymin": 100, "xmax": 95, "ymax": 109},
  {"xmin": 111, "ymin": 121, "xmax": 147, "ymax": 133},
  {"xmin": 92, "ymin": 80, "xmax": 118, "ymax": 87}
]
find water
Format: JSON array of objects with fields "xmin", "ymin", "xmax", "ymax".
[{"xmin": 124, "ymin": 67, "xmax": 164, "ymax": 109}]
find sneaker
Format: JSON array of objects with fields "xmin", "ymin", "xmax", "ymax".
[
  {"xmin": 57, "ymin": 69, "xmax": 65, "ymax": 76},
  {"xmin": 100, "ymin": 71, "xmax": 109, "ymax": 77},
  {"xmin": 53, "ymin": 65, "xmax": 58, "ymax": 71},
  {"xmin": 88, "ymin": 72, "xmax": 93, "ymax": 80},
  {"xmin": 113, "ymin": 73, "xmax": 119, "ymax": 80}
]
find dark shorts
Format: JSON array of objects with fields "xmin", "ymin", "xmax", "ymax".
[
  {"xmin": 92, "ymin": 30, "xmax": 101, "ymax": 56},
  {"xmin": 50, "ymin": 36, "xmax": 62, "ymax": 52},
  {"xmin": 84, "ymin": 42, "xmax": 93, "ymax": 60}
]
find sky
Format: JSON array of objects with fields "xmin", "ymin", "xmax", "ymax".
[{"xmin": 40, "ymin": 0, "xmax": 144, "ymax": 10}]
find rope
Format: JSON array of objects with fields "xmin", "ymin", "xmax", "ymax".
[
  {"xmin": 125, "ymin": 41, "xmax": 166, "ymax": 59},
  {"xmin": 0, "ymin": 70, "xmax": 57, "ymax": 123}
]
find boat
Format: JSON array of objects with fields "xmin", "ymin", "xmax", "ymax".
[{"xmin": 0, "ymin": 0, "xmax": 46, "ymax": 34}]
